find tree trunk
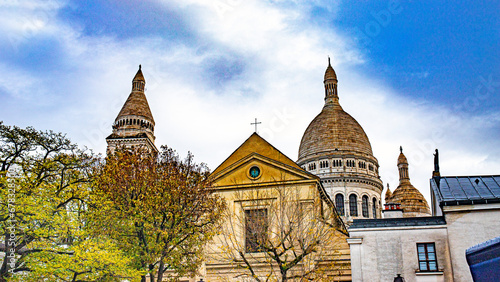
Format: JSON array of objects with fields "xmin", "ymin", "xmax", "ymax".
[
  {"xmin": 149, "ymin": 263, "xmax": 156, "ymax": 282},
  {"xmin": 281, "ymin": 269, "xmax": 287, "ymax": 282},
  {"xmin": 0, "ymin": 232, "xmax": 9, "ymax": 280},
  {"xmin": 149, "ymin": 272, "xmax": 155, "ymax": 282},
  {"xmin": 156, "ymin": 259, "xmax": 165, "ymax": 282}
]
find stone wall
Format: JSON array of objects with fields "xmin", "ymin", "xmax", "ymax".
[
  {"xmin": 348, "ymin": 225, "xmax": 453, "ymax": 282},
  {"xmin": 443, "ymin": 203, "xmax": 500, "ymax": 282}
]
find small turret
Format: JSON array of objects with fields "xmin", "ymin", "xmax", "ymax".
[
  {"xmin": 390, "ymin": 147, "xmax": 431, "ymax": 217},
  {"xmin": 385, "ymin": 183, "xmax": 393, "ymax": 203},
  {"xmin": 132, "ymin": 64, "xmax": 145, "ymax": 91},
  {"xmin": 324, "ymin": 57, "xmax": 339, "ymax": 106},
  {"xmin": 397, "ymin": 146, "xmax": 410, "ymax": 184}
]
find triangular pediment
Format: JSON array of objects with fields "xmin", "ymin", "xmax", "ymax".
[
  {"xmin": 210, "ymin": 133, "xmax": 317, "ymax": 188},
  {"xmin": 211, "ymin": 152, "xmax": 317, "ymax": 188},
  {"xmin": 212, "ymin": 133, "xmax": 301, "ymax": 175}
]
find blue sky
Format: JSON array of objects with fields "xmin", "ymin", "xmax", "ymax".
[{"xmin": 1, "ymin": 0, "xmax": 499, "ymax": 203}]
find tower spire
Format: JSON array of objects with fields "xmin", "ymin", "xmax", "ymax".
[
  {"xmin": 398, "ymin": 146, "xmax": 410, "ymax": 184},
  {"xmin": 391, "ymin": 146, "xmax": 432, "ymax": 217},
  {"xmin": 323, "ymin": 57, "xmax": 339, "ymax": 106},
  {"xmin": 106, "ymin": 65, "xmax": 157, "ymax": 154},
  {"xmin": 132, "ymin": 65, "xmax": 145, "ymax": 91},
  {"xmin": 385, "ymin": 183, "xmax": 393, "ymax": 203}
]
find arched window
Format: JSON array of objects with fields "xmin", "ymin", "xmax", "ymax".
[
  {"xmin": 349, "ymin": 194, "xmax": 358, "ymax": 217},
  {"xmin": 335, "ymin": 194, "xmax": 344, "ymax": 216},
  {"xmin": 372, "ymin": 198, "xmax": 377, "ymax": 218},
  {"xmin": 362, "ymin": 195, "xmax": 369, "ymax": 218}
]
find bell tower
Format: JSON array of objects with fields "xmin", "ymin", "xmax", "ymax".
[{"xmin": 106, "ymin": 65, "xmax": 158, "ymax": 154}]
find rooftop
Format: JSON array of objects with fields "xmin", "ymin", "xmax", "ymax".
[
  {"xmin": 349, "ymin": 216, "xmax": 446, "ymax": 229},
  {"xmin": 431, "ymin": 175, "xmax": 500, "ymax": 206}
]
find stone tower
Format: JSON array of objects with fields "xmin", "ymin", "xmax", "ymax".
[
  {"xmin": 298, "ymin": 59, "xmax": 383, "ymax": 224},
  {"xmin": 106, "ymin": 65, "xmax": 158, "ymax": 154},
  {"xmin": 385, "ymin": 147, "xmax": 431, "ymax": 217}
]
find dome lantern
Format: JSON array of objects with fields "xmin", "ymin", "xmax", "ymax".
[{"xmin": 324, "ymin": 57, "xmax": 339, "ymax": 106}]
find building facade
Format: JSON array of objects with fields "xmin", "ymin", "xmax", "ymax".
[
  {"xmin": 205, "ymin": 133, "xmax": 351, "ymax": 281},
  {"xmin": 430, "ymin": 174, "xmax": 500, "ymax": 281},
  {"xmin": 348, "ymin": 216, "xmax": 453, "ymax": 282},
  {"xmin": 105, "ymin": 64, "xmax": 500, "ymax": 282},
  {"xmin": 347, "ymin": 155, "xmax": 500, "ymax": 282}
]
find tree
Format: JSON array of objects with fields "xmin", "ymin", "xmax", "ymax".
[
  {"xmin": 89, "ymin": 146, "xmax": 226, "ymax": 282},
  {"xmin": 0, "ymin": 122, "xmax": 140, "ymax": 281},
  {"xmin": 211, "ymin": 184, "xmax": 347, "ymax": 282}
]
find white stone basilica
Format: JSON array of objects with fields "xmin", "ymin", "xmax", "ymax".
[{"xmin": 297, "ymin": 59, "xmax": 384, "ymax": 224}]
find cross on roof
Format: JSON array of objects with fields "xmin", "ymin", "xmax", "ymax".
[{"xmin": 251, "ymin": 118, "xmax": 261, "ymax": 133}]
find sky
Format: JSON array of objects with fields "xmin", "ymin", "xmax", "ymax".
[{"xmin": 1, "ymin": 0, "xmax": 499, "ymax": 205}]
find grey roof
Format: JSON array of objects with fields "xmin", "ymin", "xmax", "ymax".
[
  {"xmin": 431, "ymin": 175, "xmax": 500, "ymax": 206},
  {"xmin": 349, "ymin": 216, "xmax": 446, "ymax": 229}
]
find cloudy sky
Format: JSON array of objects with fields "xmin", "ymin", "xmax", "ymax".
[{"xmin": 1, "ymin": 0, "xmax": 499, "ymax": 204}]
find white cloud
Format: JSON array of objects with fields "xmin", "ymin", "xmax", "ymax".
[{"xmin": 1, "ymin": 0, "xmax": 499, "ymax": 207}]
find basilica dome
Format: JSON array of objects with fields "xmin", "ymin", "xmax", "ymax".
[
  {"xmin": 296, "ymin": 60, "xmax": 383, "ymax": 221},
  {"xmin": 298, "ymin": 61, "xmax": 374, "ymax": 163},
  {"xmin": 298, "ymin": 102, "xmax": 373, "ymax": 161}
]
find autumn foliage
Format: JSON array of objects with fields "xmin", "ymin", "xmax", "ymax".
[
  {"xmin": 0, "ymin": 122, "xmax": 141, "ymax": 281},
  {"xmin": 89, "ymin": 146, "xmax": 225, "ymax": 282},
  {"xmin": 1, "ymin": 123, "xmax": 225, "ymax": 282}
]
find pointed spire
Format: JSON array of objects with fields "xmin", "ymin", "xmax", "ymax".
[
  {"xmin": 324, "ymin": 56, "xmax": 337, "ymax": 81},
  {"xmin": 132, "ymin": 65, "xmax": 145, "ymax": 91},
  {"xmin": 115, "ymin": 66, "xmax": 155, "ymax": 124},
  {"xmin": 398, "ymin": 146, "xmax": 410, "ymax": 183},
  {"xmin": 398, "ymin": 146, "xmax": 408, "ymax": 165},
  {"xmin": 391, "ymin": 147, "xmax": 432, "ymax": 217},
  {"xmin": 323, "ymin": 57, "xmax": 339, "ymax": 106},
  {"xmin": 107, "ymin": 66, "xmax": 157, "ymax": 155},
  {"xmin": 385, "ymin": 183, "xmax": 393, "ymax": 203}
]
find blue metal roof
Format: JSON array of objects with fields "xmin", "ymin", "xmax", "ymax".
[{"xmin": 431, "ymin": 175, "xmax": 500, "ymax": 206}]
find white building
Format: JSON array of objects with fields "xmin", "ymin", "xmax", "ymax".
[
  {"xmin": 347, "ymin": 153, "xmax": 500, "ymax": 282},
  {"xmin": 430, "ymin": 174, "xmax": 500, "ymax": 281},
  {"xmin": 348, "ymin": 216, "xmax": 453, "ymax": 282}
]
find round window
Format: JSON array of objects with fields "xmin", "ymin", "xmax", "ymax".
[{"xmin": 249, "ymin": 166, "xmax": 261, "ymax": 178}]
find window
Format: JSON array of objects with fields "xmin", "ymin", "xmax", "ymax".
[
  {"xmin": 335, "ymin": 194, "xmax": 344, "ymax": 216},
  {"xmin": 308, "ymin": 163, "xmax": 316, "ymax": 171},
  {"xmin": 349, "ymin": 194, "xmax": 358, "ymax": 217},
  {"xmin": 417, "ymin": 243, "xmax": 438, "ymax": 271},
  {"xmin": 362, "ymin": 195, "xmax": 369, "ymax": 217},
  {"xmin": 245, "ymin": 209, "xmax": 268, "ymax": 252},
  {"xmin": 372, "ymin": 198, "xmax": 377, "ymax": 218},
  {"xmin": 319, "ymin": 160, "xmax": 329, "ymax": 168}
]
